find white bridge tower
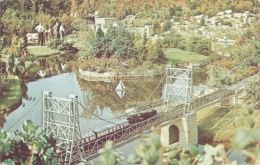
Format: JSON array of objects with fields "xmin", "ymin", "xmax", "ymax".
[
  {"xmin": 42, "ymin": 91, "xmax": 84, "ymax": 164},
  {"xmin": 163, "ymin": 65, "xmax": 194, "ymax": 115}
]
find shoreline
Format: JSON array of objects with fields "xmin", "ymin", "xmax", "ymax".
[{"xmin": 78, "ymin": 67, "xmax": 165, "ymax": 82}]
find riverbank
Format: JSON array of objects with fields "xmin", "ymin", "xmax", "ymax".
[
  {"xmin": 0, "ymin": 75, "xmax": 22, "ymax": 115},
  {"xmin": 78, "ymin": 67, "xmax": 165, "ymax": 81},
  {"xmin": 196, "ymin": 98, "xmax": 259, "ymax": 145},
  {"xmin": 0, "ymin": 44, "xmax": 76, "ymax": 116}
]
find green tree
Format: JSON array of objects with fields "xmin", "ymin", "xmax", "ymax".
[
  {"xmin": 106, "ymin": 27, "xmax": 136, "ymax": 58},
  {"xmin": 76, "ymin": 22, "xmax": 96, "ymax": 58},
  {"xmin": 186, "ymin": 37, "xmax": 211, "ymax": 56},
  {"xmin": 90, "ymin": 27, "xmax": 136, "ymax": 59},
  {"xmin": 199, "ymin": 15, "xmax": 205, "ymax": 27},
  {"xmin": 245, "ymin": 75, "xmax": 260, "ymax": 108},
  {"xmin": 96, "ymin": 26, "xmax": 104, "ymax": 38},
  {"xmin": 0, "ymin": 63, "xmax": 8, "ymax": 99},
  {"xmin": 146, "ymin": 38, "xmax": 165, "ymax": 64},
  {"xmin": 163, "ymin": 30, "xmax": 185, "ymax": 49},
  {"xmin": 162, "ymin": 21, "xmax": 172, "ymax": 32},
  {"xmin": 134, "ymin": 38, "xmax": 146, "ymax": 63},
  {"xmin": 206, "ymin": 65, "xmax": 235, "ymax": 88},
  {"xmin": 168, "ymin": 5, "xmax": 182, "ymax": 17}
]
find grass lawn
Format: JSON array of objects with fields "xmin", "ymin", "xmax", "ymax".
[
  {"xmin": 197, "ymin": 101, "xmax": 259, "ymax": 144},
  {"xmin": 164, "ymin": 48, "xmax": 209, "ymax": 64},
  {"xmin": 27, "ymin": 46, "xmax": 60, "ymax": 57},
  {"xmin": 0, "ymin": 76, "xmax": 22, "ymax": 112}
]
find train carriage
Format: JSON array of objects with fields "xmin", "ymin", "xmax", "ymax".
[
  {"xmin": 92, "ymin": 119, "xmax": 129, "ymax": 138},
  {"xmin": 81, "ymin": 132, "xmax": 96, "ymax": 144}
]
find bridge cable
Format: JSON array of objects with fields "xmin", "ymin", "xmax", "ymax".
[
  {"xmin": 76, "ymin": 98, "xmax": 130, "ymax": 122},
  {"xmin": 134, "ymin": 72, "xmax": 166, "ymax": 112},
  {"xmin": 77, "ymin": 73, "xmax": 166, "ymax": 132},
  {"xmin": 7, "ymin": 98, "xmax": 43, "ymax": 133},
  {"xmin": 77, "ymin": 101, "xmax": 123, "ymax": 126},
  {"xmin": 78, "ymin": 73, "xmax": 166, "ymax": 125}
]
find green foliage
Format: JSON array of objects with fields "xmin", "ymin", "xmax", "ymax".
[
  {"xmin": 189, "ymin": 1, "xmax": 198, "ymax": 10},
  {"xmin": 46, "ymin": 39, "xmax": 63, "ymax": 49},
  {"xmin": 199, "ymin": 15, "xmax": 205, "ymax": 27},
  {"xmin": 0, "ymin": 63, "xmax": 8, "ymax": 98},
  {"xmin": 222, "ymin": 21, "xmax": 232, "ymax": 27},
  {"xmin": 162, "ymin": 21, "xmax": 172, "ymax": 32},
  {"xmin": 46, "ymin": 39, "xmax": 73, "ymax": 51},
  {"xmin": 232, "ymin": 40, "xmax": 260, "ymax": 72},
  {"xmin": 98, "ymin": 141, "xmax": 124, "ymax": 165},
  {"xmin": 96, "ymin": 26, "xmax": 104, "ymax": 38},
  {"xmin": 245, "ymin": 75, "xmax": 260, "ymax": 108},
  {"xmin": 232, "ymin": 107, "xmax": 260, "ymax": 164},
  {"xmin": 58, "ymin": 42, "xmax": 74, "ymax": 51},
  {"xmin": 206, "ymin": 65, "xmax": 235, "ymax": 88},
  {"xmin": 0, "ymin": 120, "xmax": 58, "ymax": 164},
  {"xmin": 163, "ymin": 30, "xmax": 186, "ymax": 49},
  {"xmin": 168, "ymin": 5, "xmax": 182, "ymax": 17},
  {"xmin": 145, "ymin": 38, "xmax": 165, "ymax": 64},
  {"xmin": 186, "ymin": 37, "xmax": 211, "ymax": 56},
  {"xmin": 75, "ymin": 24, "xmax": 95, "ymax": 58},
  {"xmin": 90, "ymin": 27, "xmax": 136, "ymax": 59}
]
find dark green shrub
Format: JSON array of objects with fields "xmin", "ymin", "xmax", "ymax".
[{"xmin": 46, "ymin": 39, "xmax": 63, "ymax": 50}]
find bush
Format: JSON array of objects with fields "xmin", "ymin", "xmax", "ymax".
[
  {"xmin": 47, "ymin": 39, "xmax": 74, "ymax": 51},
  {"xmin": 58, "ymin": 41, "xmax": 74, "ymax": 51},
  {"xmin": 46, "ymin": 39, "xmax": 63, "ymax": 49},
  {"xmin": 223, "ymin": 21, "xmax": 232, "ymax": 27}
]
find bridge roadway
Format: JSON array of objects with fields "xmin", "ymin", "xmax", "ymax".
[{"xmin": 68, "ymin": 72, "xmax": 252, "ymax": 163}]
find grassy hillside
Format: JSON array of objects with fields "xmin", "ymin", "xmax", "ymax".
[{"xmin": 164, "ymin": 48, "xmax": 209, "ymax": 64}]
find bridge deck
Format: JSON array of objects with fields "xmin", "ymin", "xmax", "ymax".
[{"xmin": 61, "ymin": 72, "xmax": 254, "ymax": 163}]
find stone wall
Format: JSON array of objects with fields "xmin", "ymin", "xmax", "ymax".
[{"xmin": 161, "ymin": 113, "xmax": 198, "ymax": 149}]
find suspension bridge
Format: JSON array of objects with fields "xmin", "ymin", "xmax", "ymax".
[{"xmin": 5, "ymin": 65, "xmax": 254, "ymax": 164}]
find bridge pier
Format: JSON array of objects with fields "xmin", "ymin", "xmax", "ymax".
[{"xmin": 161, "ymin": 113, "xmax": 198, "ymax": 148}]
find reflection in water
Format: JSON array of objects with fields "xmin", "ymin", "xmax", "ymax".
[
  {"xmin": 2, "ymin": 69, "xmax": 246, "ymax": 163},
  {"xmin": 77, "ymin": 75, "xmax": 165, "ymax": 119},
  {"xmin": 3, "ymin": 68, "xmax": 208, "ymax": 131}
]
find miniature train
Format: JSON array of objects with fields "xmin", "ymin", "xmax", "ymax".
[
  {"xmin": 83, "ymin": 109, "xmax": 158, "ymax": 142},
  {"xmin": 57, "ymin": 109, "xmax": 158, "ymax": 161}
]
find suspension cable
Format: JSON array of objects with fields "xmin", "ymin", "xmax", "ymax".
[
  {"xmin": 7, "ymin": 98, "xmax": 43, "ymax": 133},
  {"xmin": 77, "ymin": 98, "xmax": 129, "ymax": 120},
  {"xmin": 134, "ymin": 73, "xmax": 166, "ymax": 111},
  {"xmin": 77, "ymin": 101, "xmax": 123, "ymax": 126}
]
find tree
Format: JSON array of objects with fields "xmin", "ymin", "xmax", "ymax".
[
  {"xmin": 76, "ymin": 22, "xmax": 96, "ymax": 58},
  {"xmin": 186, "ymin": 37, "xmax": 211, "ymax": 56},
  {"xmin": 162, "ymin": 21, "xmax": 172, "ymax": 32},
  {"xmin": 245, "ymin": 75, "xmax": 260, "ymax": 108},
  {"xmin": 134, "ymin": 38, "xmax": 147, "ymax": 63},
  {"xmin": 96, "ymin": 26, "xmax": 104, "ymax": 38},
  {"xmin": 0, "ymin": 120, "xmax": 58, "ymax": 164},
  {"xmin": 90, "ymin": 27, "xmax": 136, "ymax": 59},
  {"xmin": 105, "ymin": 27, "xmax": 136, "ymax": 58},
  {"xmin": 206, "ymin": 65, "xmax": 235, "ymax": 88},
  {"xmin": 0, "ymin": 62, "xmax": 8, "ymax": 99},
  {"xmin": 163, "ymin": 30, "xmax": 185, "ymax": 49},
  {"xmin": 199, "ymin": 14, "xmax": 205, "ymax": 27},
  {"xmin": 146, "ymin": 38, "xmax": 165, "ymax": 64}
]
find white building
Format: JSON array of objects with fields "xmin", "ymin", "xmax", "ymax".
[
  {"xmin": 94, "ymin": 17, "xmax": 153, "ymax": 38},
  {"xmin": 95, "ymin": 17, "xmax": 116, "ymax": 33}
]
